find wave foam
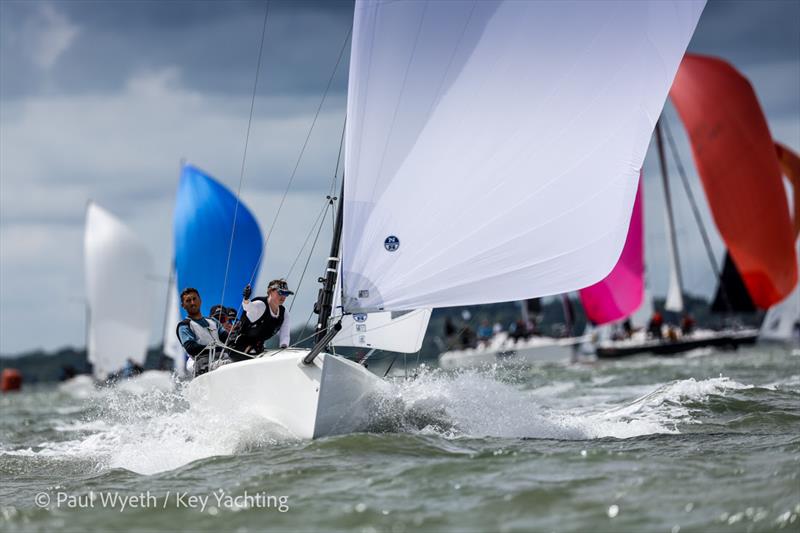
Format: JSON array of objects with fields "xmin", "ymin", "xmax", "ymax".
[{"xmin": 373, "ymin": 369, "xmax": 753, "ymax": 440}]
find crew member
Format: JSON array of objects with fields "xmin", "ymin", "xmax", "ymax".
[
  {"xmin": 176, "ymin": 288, "xmax": 228, "ymax": 376},
  {"xmin": 231, "ymin": 279, "xmax": 293, "ymax": 358}
]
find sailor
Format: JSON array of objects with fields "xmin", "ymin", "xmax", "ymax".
[
  {"xmin": 176, "ymin": 288, "xmax": 228, "ymax": 377},
  {"xmin": 231, "ymin": 279, "xmax": 293, "ymax": 358},
  {"xmin": 647, "ymin": 311, "xmax": 664, "ymax": 340},
  {"xmin": 680, "ymin": 313, "xmax": 696, "ymax": 336},
  {"xmin": 210, "ymin": 304, "xmax": 237, "ymax": 333}
]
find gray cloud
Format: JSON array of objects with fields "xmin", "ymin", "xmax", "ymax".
[{"xmin": 1, "ymin": 0, "xmax": 353, "ymax": 100}]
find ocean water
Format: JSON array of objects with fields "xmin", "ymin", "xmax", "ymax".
[{"xmin": 1, "ymin": 345, "xmax": 798, "ymax": 532}]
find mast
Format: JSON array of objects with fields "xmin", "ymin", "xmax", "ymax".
[
  {"xmin": 655, "ymin": 120, "xmax": 685, "ymax": 313},
  {"xmin": 159, "ymin": 262, "xmax": 176, "ymax": 364},
  {"xmin": 312, "ymin": 184, "xmax": 344, "ymax": 344}
]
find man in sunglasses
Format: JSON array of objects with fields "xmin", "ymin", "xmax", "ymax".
[{"xmin": 230, "ymin": 279, "xmax": 294, "ymax": 358}]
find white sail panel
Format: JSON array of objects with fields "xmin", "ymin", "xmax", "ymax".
[
  {"xmin": 331, "ymin": 309, "xmax": 432, "ymax": 353},
  {"xmin": 331, "ymin": 262, "xmax": 431, "ymax": 353},
  {"xmin": 162, "ymin": 271, "xmax": 186, "ymax": 375},
  {"xmin": 760, "ymin": 243, "xmax": 800, "ymax": 343},
  {"xmin": 84, "ymin": 203, "xmax": 155, "ymax": 379},
  {"xmin": 342, "ymin": 0, "xmax": 704, "ymax": 313}
]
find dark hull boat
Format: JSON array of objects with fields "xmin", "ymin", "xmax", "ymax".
[{"xmin": 596, "ymin": 328, "xmax": 758, "ymax": 359}]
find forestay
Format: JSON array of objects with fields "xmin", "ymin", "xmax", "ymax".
[
  {"xmin": 84, "ymin": 203, "xmax": 155, "ymax": 379},
  {"xmin": 341, "ymin": 0, "xmax": 705, "ymax": 313}
]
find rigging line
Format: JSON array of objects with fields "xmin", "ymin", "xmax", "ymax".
[
  {"xmin": 661, "ymin": 117, "xmax": 730, "ymax": 309},
  {"xmin": 220, "ymin": 0, "xmax": 271, "ymax": 309},
  {"xmin": 383, "ymin": 353, "xmax": 399, "ymax": 378},
  {"xmin": 289, "ymin": 198, "xmax": 333, "ymax": 313},
  {"xmin": 296, "ymin": 308, "xmax": 323, "ymax": 349},
  {"xmin": 330, "ymin": 117, "xmax": 347, "ymax": 197},
  {"xmin": 256, "ymin": 23, "xmax": 353, "ymax": 277},
  {"xmin": 286, "ymin": 114, "xmax": 346, "ymax": 282},
  {"xmin": 286, "ymin": 198, "xmax": 331, "ymax": 280}
]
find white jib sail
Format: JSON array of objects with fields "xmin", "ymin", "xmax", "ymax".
[
  {"xmin": 84, "ymin": 203, "xmax": 155, "ymax": 379},
  {"xmin": 760, "ymin": 242, "xmax": 800, "ymax": 343},
  {"xmin": 331, "ymin": 309, "xmax": 432, "ymax": 354},
  {"xmin": 341, "ymin": 0, "xmax": 705, "ymax": 313},
  {"xmin": 331, "ymin": 263, "xmax": 431, "ymax": 353},
  {"xmin": 162, "ymin": 270, "xmax": 187, "ymax": 375}
]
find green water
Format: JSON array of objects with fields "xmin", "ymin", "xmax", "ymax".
[{"xmin": 1, "ymin": 345, "xmax": 799, "ymax": 532}]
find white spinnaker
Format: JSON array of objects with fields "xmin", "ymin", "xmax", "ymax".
[
  {"xmin": 84, "ymin": 203, "xmax": 155, "ymax": 379},
  {"xmin": 341, "ymin": 0, "xmax": 704, "ymax": 313},
  {"xmin": 331, "ymin": 264, "xmax": 431, "ymax": 353},
  {"xmin": 162, "ymin": 271, "xmax": 186, "ymax": 375}
]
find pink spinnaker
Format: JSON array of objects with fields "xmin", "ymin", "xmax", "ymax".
[{"xmin": 579, "ymin": 177, "xmax": 644, "ymax": 325}]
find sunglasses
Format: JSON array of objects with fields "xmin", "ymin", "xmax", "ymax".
[{"xmin": 277, "ymin": 289, "xmax": 293, "ymax": 297}]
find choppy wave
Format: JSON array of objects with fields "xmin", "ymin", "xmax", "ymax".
[
  {"xmin": 370, "ymin": 368, "xmax": 759, "ymax": 441},
  {"xmin": 1, "ymin": 361, "xmax": 793, "ymax": 477}
]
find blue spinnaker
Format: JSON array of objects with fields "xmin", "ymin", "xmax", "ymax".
[{"xmin": 174, "ymin": 164, "xmax": 263, "ymax": 315}]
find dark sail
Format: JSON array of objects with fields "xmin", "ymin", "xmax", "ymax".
[{"xmin": 711, "ymin": 253, "xmax": 756, "ymax": 313}]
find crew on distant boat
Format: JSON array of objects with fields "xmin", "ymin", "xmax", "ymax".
[
  {"xmin": 680, "ymin": 313, "xmax": 696, "ymax": 336},
  {"xmin": 510, "ymin": 319, "xmax": 531, "ymax": 342},
  {"xmin": 121, "ymin": 358, "xmax": 145, "ymax": 378},
  {"xmin": 477, "ymin": 319, "xmax": 493, "ymax": 345},
  {"xmin": 230, "ymin": 279, "xmax": 293, "ymax": 358},
  {"xmin": 176, "ymin": 287, "xmax": 229, "ymax": 376},
  {"xmin": 647, "ymin": 311, "xmax": 664, "ymax": 340}
]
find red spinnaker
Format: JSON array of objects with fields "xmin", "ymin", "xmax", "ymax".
[
  {"xmin": 670, "ymin": 54, "xmax": 798, "ymax": 308},
  {"xmin": 579, "ymin": 178, "xmax": 643, "ymax": 325}
]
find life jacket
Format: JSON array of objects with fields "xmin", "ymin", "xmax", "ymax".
[
  {"xmin": 175, "ymin": 316, "xmax": 222, "ymax": 348},
  {"xmin": 233, "ymin": 297, "xmax": 285, "ymax": 353}
]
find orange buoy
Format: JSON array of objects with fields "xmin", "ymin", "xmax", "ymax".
[{"xmin": 1, "ymin": 369, "xmax": 22, "ymax": 392}]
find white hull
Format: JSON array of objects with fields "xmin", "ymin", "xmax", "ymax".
[
  {"xmin": 185, "ymin": 349, "xmax": 385, "ymax": 439},
  {"xmin": 438, "ymin": 333, "xmax": 585, "ymax": 369}
]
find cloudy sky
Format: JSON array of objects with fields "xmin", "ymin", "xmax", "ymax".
[{"xmin": 1, "ymin": 0, "xmax": 798, "ymax": 354}]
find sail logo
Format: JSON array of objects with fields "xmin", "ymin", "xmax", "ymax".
[
  {"xmin": 384, "ymin": 236, "xmax": 400, "ymax": 252},
  {"xmin": 354, "ymin": 313, "xmax": 368, "ymax": 323}
]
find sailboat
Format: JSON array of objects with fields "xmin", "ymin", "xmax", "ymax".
[
  {"xmin": 162, "ymin": 163, "xmax": 263, "ymax": 374},
  {"xmin": 594, "ymin": 52, "xmax": 800, "ymax": 358},
  {"xmin": 186, "ymin": 0, "xmax": 705, "ymax": 439},
  {"xmin": 437, "ymin": 297, "xmax": 588, "ymax": 370},
  {"xmin": 671, "ymin": 54, "xmax": 798, "ymax": 342},
  {"xmin": 83, "ymin": 202, "xmax": 156, "ymax": 381}
]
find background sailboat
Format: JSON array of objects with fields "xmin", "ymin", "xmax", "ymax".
[
  {"xmin": 83, "ymin": 202, "xmax": 155, "ymax": 380},
  {"xmin": 670, "ymin": 53, "xmax": 798, "ymax": 310},
  {"xmin": 173, "ymin": 164, "xmax": 263, "ymax": 312},
  {"xmin": 163, "ymin": 164, "xmax": 264, "ymax": 372}
]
